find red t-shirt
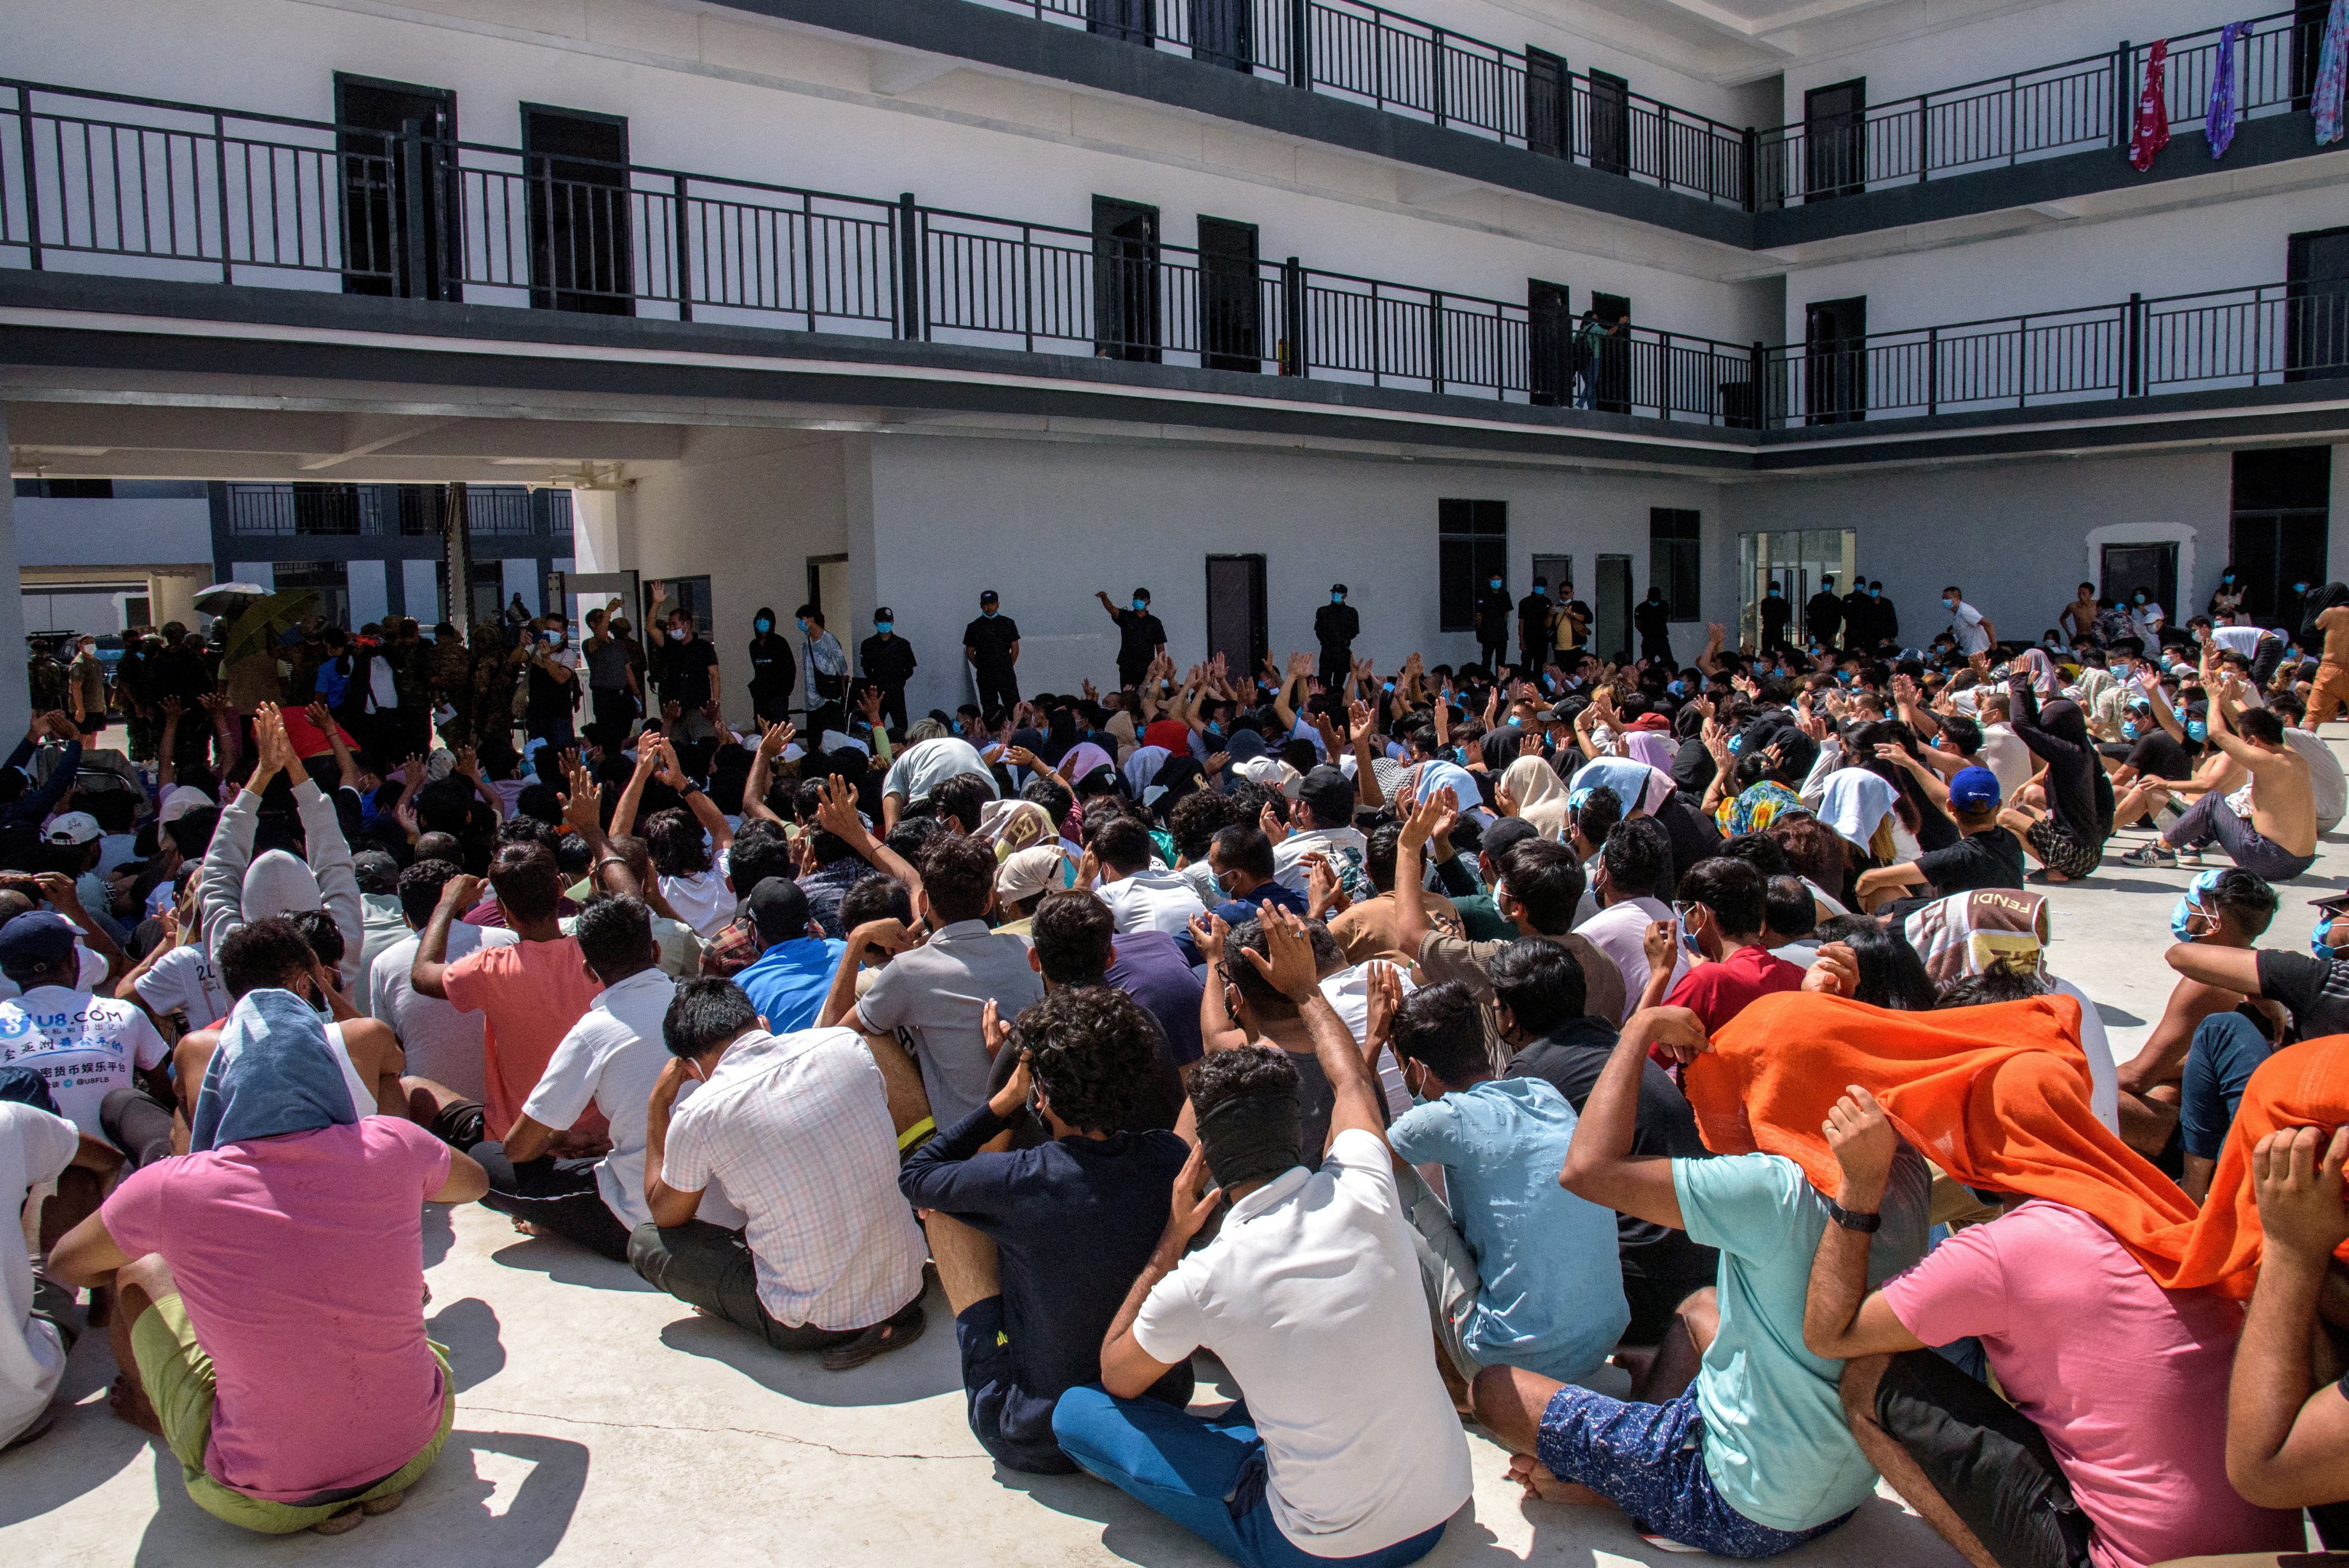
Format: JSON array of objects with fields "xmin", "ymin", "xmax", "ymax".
[
  {"xmin": 441, "ymin": 937, "xmax": 603, "ymax": 1138},
  {"xmin": 101, "ymin": 1119, "xmax": 450, "ymax": 1501},
  {"xmin": 279, "ymin": 705, "xmax": 357, "ymax": 762},
  {"xmin": 1665, "ymin": 943, "xmax": 1806, "ymax": 1037}
]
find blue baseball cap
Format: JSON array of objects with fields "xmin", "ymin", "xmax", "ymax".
[
  {"xmin": 0, "ymin": 911, "xmax": 77, "ymax": 973},
  {"xmin": 1948, "ymin": 766, "xmax": 2001, "ymax": 812}
]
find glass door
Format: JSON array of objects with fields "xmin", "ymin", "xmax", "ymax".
[{"xmin": 1739, "ymin": 529, "xmax": 1857, "ymax": 653}]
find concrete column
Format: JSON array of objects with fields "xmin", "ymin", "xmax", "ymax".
[
  {"xmin": 0, "ymin": 407, "xmax": 30, "ymax": 739},
  {"xmin": 570, "ymin": 487, "xmax": 622, "ymax": 574},
  {"xmin": 149, "ymin": 567, "xmax": 203, "ymax": 630}
]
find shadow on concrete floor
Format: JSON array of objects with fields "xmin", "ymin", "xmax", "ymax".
[
  {"xmin": 650, "ymin": 1277, "xmax": 960, "ymax": 1409},
  {"xmin": 427, "ymin": 1295, "xmax": 507, "ymax": 1393},
  {"xmin": 488, "ymin": 1235, "xmax": 657, "ymax": 1293}
]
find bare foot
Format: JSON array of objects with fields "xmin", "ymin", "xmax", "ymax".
[
  {"xmin": 1505, "ymin": 1454, "xmax": 1611, "ymax": 1508},
  {"xmin": 108, "ymin": 1373, "xmax": 163, "ymax": 1437},
  {"xmin": 511, "ymin": 1218, "xmax": 542, "ymax": 1238}
]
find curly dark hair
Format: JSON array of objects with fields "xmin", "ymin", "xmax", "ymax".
[
  {"xmin": 1169, "ymin": 789, "xmax": 1246, "ymax": 863},
  {"xmin": 217, "ymin": 916, "xmax": 317, "ymax": 1000},
  {"xmin": 644, "ymin": 807, "xmax": 712, "ymax": 878},
  {"xmin": 932, "ymin": 773, "xmax": 994, "ymax": 835},
  {"xmin": 918, "ymin": 832, "xmax": 996, "ymax": 924},
  {"xmin": 1186, "ymin": 1042, "xmax": 1300, "ymax": 1124},
  {"xmin": 1011, "ymin": 985, "xmax": 1159, "ymax": 1134}
]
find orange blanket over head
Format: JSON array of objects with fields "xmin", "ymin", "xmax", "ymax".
[{"xmin": 1679, "ymin": 990, "xmax": 2349, "ymax": 1301}]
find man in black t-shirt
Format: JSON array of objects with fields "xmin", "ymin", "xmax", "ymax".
[
  {"xmin": 1312, "ymin": 584, "xmax": 1359, "ymax": 687},
  {"xmin": 1094, "ymin": 588, "xmax": 1166, "ymax": 693},
  {"xmin": 963, "ymin": 590, "xmax": 1022, "ymax": 726},
  {"xmin": 655, "ymin": 609, "xmax": 721, "ymax": 737},
  {"xmin": 858, "ymin": 608, "xmax": 918, "ymax": 735},
  {"xmin": 1633, "ymin": 587, "xmax": 1673, "ymax": 666},
  {"xmin": 1853, "ymin": 767, "xmax": 2023, "ymax": 912},
  {"xmin": 1486, "ymin": 939, "xmax": 1717, "ymax": 1352},
  {"xmin": 1805, "ymin": 575, "xmax": 1844, "ymax": 651},
  {"xmin": 1758, "ymin": 584, "xmax": 1791, "ymax": 652},
  {"xmin": 1517, "ymin": 579, "xmax": 1553, "ymax": 673},
  {"xmin": 1842, "ymin": 580, "xmax": 1877, "ymax": 653}
]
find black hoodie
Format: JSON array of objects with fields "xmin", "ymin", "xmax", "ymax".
[{"xmin": 747, "ymin": 606, "xmax": 796, "ymax": 705}]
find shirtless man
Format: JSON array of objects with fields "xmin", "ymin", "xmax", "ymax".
[
  {"xmin": 2058, "ymin": 582, "xmax": 2100, "ymax": 645},
  {"xmin": 173, "ymin": 919, "xmax": 408, "ymax": 1135},
  {"xmin": 2124, "ymin": 648, "xmax": 2316, "ymax": 880},
  {"xmin": 2308, "ymin": 592, "xmax": 2349, "ymax": 727}
]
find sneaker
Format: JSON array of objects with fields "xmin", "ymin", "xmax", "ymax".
[
  {"xmin": 2118, "ymin": 844, "xmax": 2177, "ymax": 868},
  {"xmin": 2175, "ymin": 848, "xmax": 2204, "ymax": 867}
]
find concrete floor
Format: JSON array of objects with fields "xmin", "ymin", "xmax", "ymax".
[{"xmin": 10, "ymin": 765, "xmax": 2347, "ymax": 1568}]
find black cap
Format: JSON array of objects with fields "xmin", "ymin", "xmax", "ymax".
[
  {"xmin": 1331, "ymin": 583, "xmax": 1347, "ymax": 595},
  {"xmin": 979, "ymin": 590, "xmax": 999, "ymax": 603},
  {"xmin": 874, "ymin": 606, "xmax": 894, "ymax": 623},
  {"xmin": 746, "ymin": 876, "xmax": 813, "ymax": 949},
  {"xmin": 1297, "ymin": 764, "xmax": 1355, "ymax": 826}
]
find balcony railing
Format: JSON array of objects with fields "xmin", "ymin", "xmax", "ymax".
[
  {"xmin": 972, "ymin": 0, "xmax": 1752, "ymax": 207},
  {"xmin": 1768, "ymin": 280, "xmax": 2349, "ymax": 424},
  {"xmin": 225, "ymin": 481, "xmax": 571, "ymax": 537},
  {"xmin": 1757, "ymin": 7, "xmax": 2324, "ymax": 207},
  {"xmin": 0, "ymin": 79, "xmax": 1758, "ymax": 423}
]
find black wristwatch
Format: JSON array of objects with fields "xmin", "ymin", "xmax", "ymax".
[{"xmin": 1828, "ymin": 1200, "xmax": 1881, "ymax": 1234}]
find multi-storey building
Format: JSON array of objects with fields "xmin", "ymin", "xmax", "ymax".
[{"xmin": 2, "ymin": 0, "xmax": 2344, "ymax": 722}]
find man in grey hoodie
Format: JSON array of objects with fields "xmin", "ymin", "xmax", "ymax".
[{"xmin": 199, "ymin": 703, "xmax": 364, "ymax": 995}]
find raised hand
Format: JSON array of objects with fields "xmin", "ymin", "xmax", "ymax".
[
  {"xmin": 1187, "ymin": 909, "xmax": 1230, "ymax": 966},
  {"xmin": 1237, "ymin": 903, "xmax": 1322, "ymax": 1005}
]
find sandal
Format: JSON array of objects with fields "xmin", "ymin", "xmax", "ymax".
[
  {"xmin": 310, "ymin": 1505, "xmax": 365, "ymax": 1536},
  {"xmin": 820, "ymin": 1301, "xmax": 927, "ymax": 1372},
  {"xmin": 362, "ymin": 1489, "xmax": 406, "ymax": 1516}
]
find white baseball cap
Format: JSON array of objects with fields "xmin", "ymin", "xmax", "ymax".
[
  {"xmin": 42, "ymin": 811, "xmax": 100, "ymax": 846},
  {"xmin": 157, "ymin": 783, "xmax": 215, "ymax": 824}
]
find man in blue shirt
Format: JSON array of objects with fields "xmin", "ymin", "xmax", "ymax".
[
  {"xmin": 1381, "ymin": 978, "xmax": 1628, "ymax": 1396},
  {"xmin": 900, "ymin": 984, "xmax": 1189, "ymax": 1473},
  {"xmin": 1175, "ymin": 824, "xmax": 1306, "ymax": 966},
  {"xmin": 730, "ymin": 877, "xmax": 844, "ymax": 1034}
]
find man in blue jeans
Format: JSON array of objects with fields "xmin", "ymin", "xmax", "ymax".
[{"xmin": 1053, "ymin": 906, "xmax": 1470, "ymax": 1568}]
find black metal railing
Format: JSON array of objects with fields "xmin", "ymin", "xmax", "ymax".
[
  {"xmin": 1758, "ymin": 7, "xmax": 2323, "ymax": 207},
  {"xmin": 1768, "ymin": 279, "xmax": 2349, "ymax": 424},
  {"xmin": 970, "ymin": 0, "xmax": 1752, "ymax": 206},
  {"xmin": 0, "ymin": 79, "xmax": 1757, "ymax": 422},
  {"xmin": 225, "ymin": 480, "xmax": 570, "ymax": 536}
]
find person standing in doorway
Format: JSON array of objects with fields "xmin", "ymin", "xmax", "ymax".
[
  {"xmin": 1555, "ymin": 581, "xmax": 1591, "ymax": 661},
  {"xmin": 522, "ymin": 617, "xmax": 582, "ymax": 755},
  {"xmin": 1805, "ymin": 575, "xmax": 1843, "ymax": 652},
  {"xmin": 655, "ymin": 603, "xmax": 721, "ymax": 744},
  {"xmin": 746, "ymin": 607, "xmax": 797, "ymax": 728},
  {"xmin": 1634, "ymin": 584, "xmax": 1673, "ymax": 666},
  {"xmin": 1517, "ymin": 578, "xmax": 1554, "ymax": 674},
  {"xmin": 1313, "ymin": 584, "xmax": 1359, "ymax": 689},
  {"xmin": 799, "ymin": 607, "xmax": 848, "ymax": 739},
  {"xmin": 1475, "ymin": 572, "xmax": 1513, "ymax": 674},
  {"xmin": 964, "ymin": 591, "xmax": 1021, "ymax": 727},
  {"xmin": 1867, "ymin": 580, "xmax": 1899, "ymax": 649},
  {"xmin": 859, "ymin": 608, "xmax": 917, "ymax": 736},
  {"xmin": 1841, "ymin": 575, "xmax": 1876, "ymax": 654},
  {"xmin": 582, "ymin": 607, "xmax": 638, "ymax": 747},
  {"xmin": 67, "ymin": 637, "xmax": 107, "ymax": 742},
  {"xmin": 1758, "ymin": 583, "xmax": 1792, "ymax": 653},
  {"xmin": 1096, "ymin": 588, "xmax": 1166, "ymax": 695}
]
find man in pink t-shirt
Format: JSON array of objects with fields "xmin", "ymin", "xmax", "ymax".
[
  {"xmin": 410, "ymin": 844, "xmax": 603, "ymax": 1142},
  {"xmin": 50, "ymin": 989, "xmax": 488, "ymax": 1534},
  {"xmin": 1804, "ymin": 1088, "xmax": 2303, "ymax": 1568}
]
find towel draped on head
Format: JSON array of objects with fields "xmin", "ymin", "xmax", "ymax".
[
  {"xmin": 1401, "ymin": 759, "xmax": 1490, "ymax": 822},
  {"xmin": 1122, "ymin": 746, "xmax": 1172, "ymax": 799},
  {"xmin": 2170, "ymin": 1038, "xmax": 2349, "ymax": 1294},
  {"xmin": 189, "ymin": 988, "xmax": 358, "ymax": 1153},
  {"xmin": 1569, "ymin": 757, "xmax": 1672, "ymax": 817},
  {"xmin": 1816, "ymin": 768, "xmax": 1899, "ymax": 855},
  {"xmin": 980, "ymin": 798, "xmax": 1058, "ymax": 855},
  {"xmin": 1623, "ymin": 731, "xmax": 1679, "ymax": 773},
  {"xmin": 1499, "ymin": 755, "xmax": 1569, "ymax": 840},
  {"xmin": 1059, "ymin": 742, "xmax": 1115, "ymax": 789}
]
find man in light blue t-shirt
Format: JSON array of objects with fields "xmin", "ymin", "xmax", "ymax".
[
  {"xmin": 1470, "ymin": 1006, "xmax": 1927, "ymax": 1558},
  {"xmin": 1380, "ymin": 977, "xmax": 1627, "ymax": 1388}
]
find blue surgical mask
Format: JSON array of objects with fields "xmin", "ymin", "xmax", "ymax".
[
  {"xmin": 1507, "ymin": 715, "xmax": 1522, "ymax": 727},
  {"xmin": 1381, "ymin": 680, "xmax": 1395, "ymax": 692},
  {"xmin": 1332, "ymin": 592, "xmax": 1345, "ymax": 603},
  {"xmin": 2187, "ymin": 720, "xmax": 2208, "ymax": 743},
  {"xmin": 1666, "ymin": 680, "xmax": 1684, "ymax": 696},
  {"xmin": 1869, "ymin": 587, "xmax": 1880, "ymax": 598},
  {"xmin": 1489, "ymin": 579, "xmax": 1503, "ymax": 590},
  {"xmin": 2296, "ymin": 583, "xmax": 2311, "ymax": 594},
  {"xmin": 2223, "ymin": 573, "xmax": 2235, "ymax": 584},
  {"xmin": 876, "ymin": 621, "xmax": 893, "ymax": 634},
  {"xmin": 754, "ymin": 618, "xmax": 773, "ymax": 633},
  {"xmin": 2171, "ymin": 872, "xmax": 2222, "ymax": 942},
  {"xmin": 982, "ymin": 608, "xmax": 997, "ymax": 618},
  {"xmin": 796, "ymin": 619, "xmax": 809, "ymax": 634},
  {"xmin": 1943, "ymin": 596, "xmax": 1958, "ymax": 610},
  {"xmin": 2121, "ymin": 720, "xmax": 2140, "ymax": 741},
  {"xmin": 667, "ymin": 627, "xmax": 687, "ymax": 642},
  {"xmin": 2316, "ymin": 916, "xmax": 2342, "ymax": 961},
  {"xmin": 1132, "ymin": 598, "xmax": 1147, "ymax": 611},
  {"xmin": 1727, "ymin": 734, "xmax": 1744, "ymax": 754}
]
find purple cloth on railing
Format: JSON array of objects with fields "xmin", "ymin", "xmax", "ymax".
[
  {"xmin": 2318, "ymin": 0, "xmax": 2349, "ymax": 145},
  {"xmin": 2208, "ymin": 22, "xmax": 2246, "ymax": 159}
]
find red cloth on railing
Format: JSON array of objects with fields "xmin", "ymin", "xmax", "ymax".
[{"xmin": 2131, "ymin": 40, "xmax": 2172, "ymax": 171}]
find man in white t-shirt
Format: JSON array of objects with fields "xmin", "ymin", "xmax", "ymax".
[
  {"xmin": 880, "ymin": 734, "xmax": 998, "ymax": 829},
  {"xmin": 1060, "ymin": 907, "xmax": 1470, "ymax": 1568},
  {"xmin": 0, "ymin": 912, "xmax": 169, "ymax": 1149},
  {"xmin": 1089, "ymin": 818, "xmax": 1205, "ymax": 939},
  {"xmin": 470, "ymin": 895, "xmax": 734, "ymax": 1262},
  {"xmin": 130, "ymin": 932, "xmax": 231, "ymax": 1035},
  {"xmin": 373, "ymin": 859, "xmax": 517, "ymax": 1107},
  {"xmin": 0, "ymin": 1098, "xmax": 81, "ymax": 1449},
  {"xmin": 1942, "ymin": 586, "xmax": 1994, "ymax": 657},
  {"xmin": 1572, "ymin": 818, "xmax": 1684, "ymax": 1024}
]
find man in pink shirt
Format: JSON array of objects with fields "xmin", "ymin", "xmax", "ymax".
[
  {"xmin": 408, "ymin": 842, "xmax": 603, "ymax": 1146},
  {"xmin": 50, "ymin": 989, "xmax": 486, "ymax": 1534},
  {"xmin": 1802, "ymin": 1087, "xmax": 2303, "ymax": 1568}
]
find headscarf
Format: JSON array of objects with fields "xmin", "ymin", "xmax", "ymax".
[
  {"xmin": 1122, "ymin": 746, "xmax": 1171, "ymax": 799},
  {"xmin": 1059, "ymin": 742, "xmax": 1115, "ymax": 790},
  {"xmin": 1401, "ymin": 759, "xmax": 1491, "ymax": 823},
  {"xmin": 1143, "ymin": 719, "xmax": 1192, "ymax": 755},
  {"xmin": 1151, "ymin": 755, "xmax": 1206, "ymax": 809},
  {"xmin": 979, "ymin": 798, "xmax": 1058, "ymax": 855},
  {"xmin": 1223, "ymin": 728, "xmax": 1270, "ymax": 766},
  {"xmin": 1571, "ymin": 757, "xmax": 1673, "ymax": 817},
  {"xmin": 2014, "ymin": 648, "xmax": 2062, "ymax": 695},
  {"xmin": 1500, "ymin": 755, "xmax": 1569, "ymax": 840},
  {"xmin": 1816, "ymin": 767, "xmax": 1899, "ymax": 857},
  {"xmin": 189, "ymin": 988, "xmax": 359, "ymax": 1153},
  {"xmin": 1624, "ymin": 731, "xmax": 1679, "ymax": 773}
]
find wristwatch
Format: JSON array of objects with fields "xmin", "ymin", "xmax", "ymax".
[{"xmin": 1827, "ymin": 1200, "xmax": 1881, "ymax": 1234}]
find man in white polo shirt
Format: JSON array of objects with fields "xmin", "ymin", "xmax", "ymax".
[
  {"xmin": 1088, "ymin": 817, "xmax": 1206, "ymax": 939},
  {"xmin": 1942, "ymin": 585, "xmax": 1994, "ymax": 657}
]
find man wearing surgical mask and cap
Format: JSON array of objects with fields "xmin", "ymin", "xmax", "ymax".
[{"xmin": 1061, "ymin": 907, "xmax": 1471, "ymax": 1568}]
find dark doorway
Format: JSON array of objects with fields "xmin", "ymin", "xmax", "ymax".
[
  {"xmin": 1529, "ymin": 279, "xmax": 1571, "ymax": 407},
  {"xmin": 1089, "ymin": 0, "xmax": 1152, "ymax": 47},
  {"xmin": 1190, "ymin": 0, "xmax": 1252, "ymax": 71},
  {"xmin": 1595, "ymin": 553, "xmax": 1634, "ymax": 664},
  {"xmin": 1588, "ymin": 71, "xmax": 1630, "ymax": 175},
  {"xmin": 1804, "ymin": 296, "xmax": 1868, "ymax": 424},
  {"xmin": 522, "ymin": 104, "xmax": 633, "ymax": 316},
  {"xmin": 2295, "ymin": 1, "xmax": 2333, "ymax": 109},
  {"xmin": 1805, "ymin": 79, "xmax": 1866, "ymax": 200},
  {"xmin": 1093, "ymin": 197, "xmax": 1162, "ymax": 362},
  {"xmin": 1525, "ymin": 48, "xmax": 1568, "ymax": 158},
  {"xmin": 1591, "ymin": 291, "xmax": 1631, "ymax": 414},
  {"xmin": 336, "ymin": 74, "xmax": 458, "ymax": 299},
  {"xmin": 2232, "ymin": 447, "xmax": 2332, "ymax": 625},
  {"xmin": 1198, "ymin": 216, "xmax": 1261, "ymax": 372},
  {"xmin": 1438, "ymin": 499, "xmax": 1507, "ymax": 631},
  {"xmin": 1205, "ymin": 553, "xmax": 1267, "ymax": 676},
  {"xmin": 2100, "ymin": 543, "xmax": 2178, "ymax": 621},
  {"xmin": 2286, "ymin": 225, "xmax": 2349, "ymax": 382}
]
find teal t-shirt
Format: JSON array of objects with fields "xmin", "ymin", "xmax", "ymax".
[
  {"xmin": 1671, "ymin": 1150, "xmax": 1929, "ymax": 1533},
  {"xmin": 1388, "ymin": 1077, "xmax": 1628, "ymax": 1383}
]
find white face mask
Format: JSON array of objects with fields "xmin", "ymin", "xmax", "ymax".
[{"xmin": 668, "ymin": 627, "xmax": 687, "ymax": 642}]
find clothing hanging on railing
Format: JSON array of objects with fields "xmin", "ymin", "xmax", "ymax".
[
  {"xmin": 2208, "ymin": 22, "xmax": 2247, "ymax": 158},
  {"xmin": 2318, "ymin": 0, "xmax": 2349, "ymax": 145},
  {"xmin": 2130, "ymin": 38, "xmax": 2172, "ymax": 171}
]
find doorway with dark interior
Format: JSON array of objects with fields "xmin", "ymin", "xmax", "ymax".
[
  {"xmin": 1804, "ymin": 296, "xmax": 1868, "ymax": 424},
  {"xmin": 1525, "ymin": 49, "xmax": 1568, "ymax": 158},
  {"xmin": 1590, "ymin": 291, "xmax": 1631, "ymax": 414},
  {"xmin": 2100, "ymin": 544, "xmax": 2178, "ymax": 628},
  {"xmin": 335, "ymin": 73, "xmax": 459, "ymax": 300},
  {"xmin": 2286, "ymin": 225, "xmax": 2349, "ymax": 382},
  {"xmin": 522, "ymin": 104, "xmax": 634, "ymax": 315},
  {"xmin": 1093, "ymin": 197, "xmax": 1162, "ymax": 362},
  {"xmin": 1587, "ymin": 71, "xmax": 1630, "ymax": 175},
  {"xmin": 1529, "ymin": 280, "xmax": 1572, "ymax": 407},
  {"xmin": 1804, "ymin": 79, "xmax": 1866, "ymax": 200},
  {"xmin": 1089, "ymin": 0, "xmax": 1152, "ymax": 48},
  {"xmin": 2231, "ymin": 448, "xmax": 2331, "ymax": 625},
  {"xmin": 1189, "ymin": 0, "xmax": 1252, "ymax": 71},
  {"xmin": 1198, "ymin": 216, "xmax": 1261, "ymax": 372},
  {"xmin": 1594, "ymin": 554, "xmax": 1634, "ymax": 664},
  {"xmin": 1205, "ymin": 554, "xmax": 1267, "ymax": 678}
]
